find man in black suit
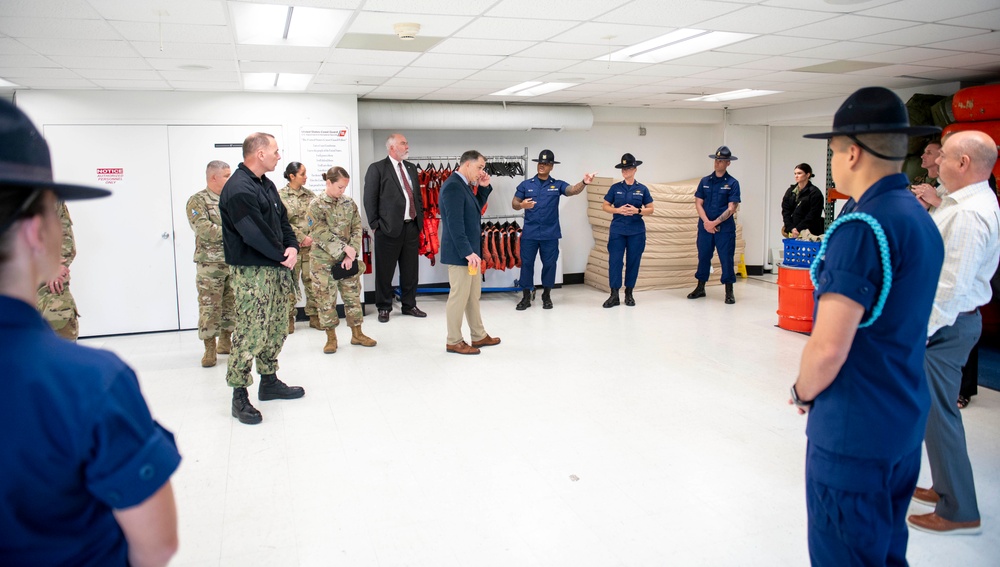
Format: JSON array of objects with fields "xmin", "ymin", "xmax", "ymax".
[{"xmin": 363, "ymin": 133, "xmax": 426, "ymax": 322}]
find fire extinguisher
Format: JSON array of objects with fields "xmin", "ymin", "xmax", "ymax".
[{"xmin": 362, "ymin": 229, "xmax": 373, "ymax": 274}]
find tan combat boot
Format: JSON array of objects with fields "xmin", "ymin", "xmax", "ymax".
[
  {"xmin": 350, "ymin": 325, "xmax": 377, "ymax": 347},
  {"xmin": 288, "ymin": 315, "xmax": 295, "ymax": 334},
  {"xmin": 323, "ymin": 329, "xmax": 338, "ymax": 354},
  {"xmin": 217, "ymin": 332, "xmax": 232, "ymax": 354},
  {"xmin": 308, "ymin": 315, "xmax": 320, "ymax": 329},
  {"xmin": 201, "ymin": 338, "xmax": 217, "ymax": 367}
]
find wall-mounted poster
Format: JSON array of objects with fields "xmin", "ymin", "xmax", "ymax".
[{"xmin": 299, "ymin": 126, "xmax": 351, "ymax": 196}]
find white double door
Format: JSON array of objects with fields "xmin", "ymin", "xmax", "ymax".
[{"xmin": 43, "ymin": 124, "xmax": 282, "ymax": 336}]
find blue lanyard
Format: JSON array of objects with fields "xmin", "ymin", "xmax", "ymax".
[{"xmin": 810, "ymin": 212, "xmax": 892, "ymax": 328}]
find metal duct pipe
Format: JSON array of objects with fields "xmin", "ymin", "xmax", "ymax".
[{"xmin": 358, "ymin": 101, "xmax": 594, "ymax": 131}]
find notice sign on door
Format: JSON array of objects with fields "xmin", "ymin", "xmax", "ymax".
[
  {"xmin": 299, "ymin": 127, "xmax": 351, "ymax": 196},
  {"xmin": 96, "ymin": 167, "xmax": 124, "ymax": 185}
]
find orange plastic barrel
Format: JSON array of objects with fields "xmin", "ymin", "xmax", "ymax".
[{"xmin": 777, "ymin": 264, "xmax": 815, "ymax": 333}]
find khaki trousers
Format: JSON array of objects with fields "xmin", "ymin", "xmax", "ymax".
[{"xmin": 446, "ymin": 264, "xmax": 486, "ymax": 346}]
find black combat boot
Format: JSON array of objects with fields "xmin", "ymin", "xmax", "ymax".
[
  {"xmin": 602, "ymin": 288, "xmax": 620, "ymax": 308},
  {"xmin": 542, "ymin": 288, "xmax": 553, "ymax": 309},
  {"xmin": 624, "ymin": 287, "xmax": 635, "ymax": 306},
  {"xmin": 232, "ymin": 387, "xmax": 262, "ymax": 425},
  {"xmin": 687, "ymin": 281, "xmax": 706, "ymax": 299},
  {"xmin": 516, "ymin": 289, "xmax": 531, "ymax": 311},
  {"xmin": 725, "ymin": 283, "xmax": 735, "ymax": 304},
  {"xmin": 258, "ymin": 373, "xmax": 305, "ymax": 401}
]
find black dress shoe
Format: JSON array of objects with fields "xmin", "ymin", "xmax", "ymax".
[
  {"xmin": 401, "ymin": 306, "xmax": 427, "ymax": 318},
  {"xmin": 378, "ymin": 309, "xmax": 390, "ymax": 323}
]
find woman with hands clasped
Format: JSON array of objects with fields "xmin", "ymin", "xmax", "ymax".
[
  {"xmin": 307, "ymin": 166, "xmax": 377, "ymax": 354},
  {"xmin": 601, "ymin": 153, "xmax": 654, "ymax": 308},
  {"xmin": 780, "ymin": 163, "xmax": 825, "ymax": 238}
]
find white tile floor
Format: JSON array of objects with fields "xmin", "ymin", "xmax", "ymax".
[{"xmin": 82, "ymin": 279, "xmax": 999, "ymax": 566}]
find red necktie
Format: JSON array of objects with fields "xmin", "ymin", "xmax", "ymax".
[{"xmin": 398, "ymin": 162, "xmax": 416, "ymax": 219}]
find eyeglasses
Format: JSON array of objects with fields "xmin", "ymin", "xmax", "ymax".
[{"xmin": 0, "ymin": 188, "xmax": 43, "ymax": 236}]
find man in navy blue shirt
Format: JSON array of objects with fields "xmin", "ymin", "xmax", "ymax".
[
  {"xmin": 792, "ymin": 87, "xmax": 943, "ymax": 565},
  {"xmin": 688, "ymin": 146, "xmax": 741, "ymax": 303},
  {"xmin": 512, "ymin": 149, "xmax": 595, "ymax": 310}
]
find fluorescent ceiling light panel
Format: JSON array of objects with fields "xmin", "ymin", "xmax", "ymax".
[
  {"xmin": 0, "ymin": 78, "xmax": 19, "ymax": 88},
  {"xmin": 229, "ymin": 2, "xmax": 350, "ymax": 47},
  {"xmin": 243, "ymin": 72, "xmax": 313, "ymax": 91},
  {"xmin": 599, "ymin": 29, "xmax": 756, "ymax": 64},
  {"xmin": 489, "ymin": 81, "xmax": 577, "ymax": 97},
  {"xmin": 685, "ymin": 89, "xmax": 781, "ymax": 102}
]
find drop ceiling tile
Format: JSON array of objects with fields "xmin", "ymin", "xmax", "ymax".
[
  {"xmin": 239, "ymin": 60, "xmax": 321, "ymax": 73},
  {"xmin": 237, "ymin": 45, "xmax": 331, "ymax": 62},
  {"xmin": 515, "ymin": 42, "xmax": 609, "ymax": 61},
  {"xmin": 317, "ymin": 62, "xmax": 400, "ymax": 77},
  {"xmin": 733, "ymin": 56, "xmax": 831, "ymax": 71},
  {"xmin": 419, "ymin": 92, "xmax": 484, "ymax": 101},
  {"xmin": 0, "ymin": 38, "xmax": 36, "ymax": 55},
  {"xmin": 857, "ymin": 0, "xmax": 990, "ymax": 23},
  {"xmin": 697, "ymin": 5, "xmax": 836, "ymax": 34},
  {"xmin": 848, "ymin": 64, "xmax": 941, "ymax": 77},
  {"xmin": 462, "ymin": 69, "xmax": 545, "ymax": 83},
  {"xmin": 393, "ymin": 66, "xmax": 476, "ymax": 80},
  {"xmin": 941, "ymin": 8, "xmax": 1000, "ymax": 28},
  {"xmin": 158, "ymin": 69, "xmax": 239, "ymax": 82},
  {"xmin": 0, "ymin": 54, "xmax": 58, "ymax": 68},
  {"xmin": 788, "ymin": 40, "xmax": 898, "ymax": 60},
  {"xmin": 597, "ymin": 0, "xmax": 735, "ymax": 28},
  {"xmin": 168, "ymin": 80, "xmax": 243, "ymax": 90},
  {"xmin": 381, "ymin": 76, "xmax": 456, "ymax": 88},
  {"xmin": 90, "ymin": 78, "xmax": 171, "ymax": 89},
  {"xmin": 915, "ymin": 52, "xmax": 1000, "ymax": 68},
  {"xmin": 665, "ymin": 51, "xmax": 766, "ymax": 68},
  {"xmin": 12, "ymin": 77, "xmax": 97, "ymax": 88},
  {"xmin": 366, "ymin": 85, "xmax": 430, "ymax": 95},
  {"xmin": 325, "ymin": 48, "xmax": 420, "ymax": 66},
  {"xmin": 362, "ymin": 0, "xmax": 484, "ymax": 16},
  {"xmin": 760, "ymin": 0, "xmax": 898, "ymax": 13},
  {"xmin": 313, "ymin": 74, "xmax": 386, "ymax": 86},
  {"xmin": 453, "ymin": 17, "xmax": 577, "ymax": 42},
  {"xmin": 563, "ymin": 83, "xmax": 618, "ymax": 93},
  {"xmin": 0, "ymin": 0, "xmax": 102, "ymax": 19},
  {"xmin": 17, "ymin": 38, "xmax": 137, "ymax": 57},
  {"xmin": 429, "ymin": 37, "xmax": 537, "ymax": 56},
  {"xmin": 145, "ymin": 58, "xmax": 237, "ymax": 72},
  {"xmin": 443, "ymin": 79, "xmax": 521, "ymax": 91},
  {"xmin": 495, "ymin": 0, "xmax": 630, "ymax": 19},
  {"xmin": 130, "ymin": 41, "xmax": 235, "ymax": 59},
  {"xmin": 88, "ymin": 0, "xmax": 228, "ymax": 25},
  {"xmin": 246, "ymin": 0, "xmax": 361, "ymax": 7},
  {"xmin": 624, "ymin": 64, "xmax": 715, "ymax": 78},
  {"xmin": 108, "ymin": 22, "xmax": 233, "ymax": 44},
  {"xmin": 926, "ymin": 30, "xmax": 1000, "ymax": 52},
  {"xmin": 589, "ymin": 74, "xmax": 661, "ymax": 86},
  {"xmin": 362, "ymin": 92, "xmax": 429, "ymax": 100},
  {"xmin": 72, "ymin": 68, "xmax": 162, "ymax": 80},
  {"xmin": 488, "ymin": 57, "xmax": 573, "ymax": 73},
  {"xmin": 346, "ymin": 11, "xmax": 472, "ymax": 37},
  {"xmin": 542, "ymin": 72, "xmax": 616, "ymax": 84},
  {"xmin": 860, "ymin": 24, "xmax": 989, "ymax": 47},
  {"xmin": 686, "ymin": 67, "xmax": 767, "ymax": 80},
  {"xmin": 0, "ymin": 67, "xmax": 80, "ymax": 79},
  {"xmin": 0, "ymin": 17, "xmax": 120, "ymax": 39},
  {"xmin": 854, "ymin": 47, "xmax": 962, "ymax": 64},
  {"xmin": 409, "ymin": 53, "xmax": 504, "ymax": 69},
  {"xmin": 715, "ymin": 35, "xmax": 833, "ymax": 56},
  {"xmin": 555, "ymin": 60, "xmax": 648, "ymax": 75},
  {"xmin": 779, "ymin": 15, "xmax": 917, "ymax": 41},
  {"xmin": 905, "ymin": 67, "xmax": 999, "ymax": 81},
  {"xmin": 548, "ymin": 22, "xmax": 673, "ymax": 47},
  {"xmin": 48, "ymin": 56, "xmax": 152, "ymax": 70},
  {"xmin": 309, "ymin": 84, "xmax": 373, "ymax": 95}
]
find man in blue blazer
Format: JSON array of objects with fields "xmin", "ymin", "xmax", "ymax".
[
  {"xmin": 363, "ymin": 133, "xmax": 425, "ymax": 323},
  {"xmin": 439, "ymin": 150, "xmax": 501, "ymax": 355}
]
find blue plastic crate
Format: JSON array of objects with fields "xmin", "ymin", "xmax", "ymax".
[{"xmin": 782, "ymin": 238, "xmax": 820, "ymax": 268}]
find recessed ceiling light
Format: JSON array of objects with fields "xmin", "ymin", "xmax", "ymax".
[
  {"xmin": 229, "ymin": 2, "xmax": 351, "ymax": 47},
  {"xmin": 490, "ymin": 82, "xmax": 577, "ymax": 97},
  {"xmin": 243, "ymin": 72, "xmax": 313, "ymax": 91},
  {"xmin": 686, "ymin": 89, "xmax": 781, "ymax": 102},
  {"xmin": 598, "ymin": 29, "xmax": 755, "ymax": 64},
  {"xmin": 178, "ymin": 64, "xmax": 211, "ymax": 71}
]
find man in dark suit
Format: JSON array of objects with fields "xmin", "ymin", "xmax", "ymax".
[{"xmin": 363, "ymin": 133, "xmax": 426, "ymax": 323}]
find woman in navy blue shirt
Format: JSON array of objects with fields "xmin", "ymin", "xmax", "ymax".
[
  {"xmin": 0, "ymin": 100, "xmax": 181, "ymax": 567},
  {"xmin": 601, "ymin": 153, "xmax": 654, "ymax": 307}
]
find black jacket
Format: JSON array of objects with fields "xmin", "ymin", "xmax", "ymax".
[
  {"xmin": 219, "ymin": 162, "xmax": 299, "ymax": 267},
  {"xmin": 781, "ymin": 182, "xmax": 825, "ymax": 235},
  {"xmin": 363, "ymin": 157, "xmax": 423, "ymax": 238}
]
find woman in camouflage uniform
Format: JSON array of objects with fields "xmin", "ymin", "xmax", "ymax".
[{"xmin": 308, "ymin": 166, "xmax": 376, "ymax": 353}]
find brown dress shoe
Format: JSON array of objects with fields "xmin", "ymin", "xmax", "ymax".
[
  {"xmin": 912, "ymin": 487, "xmax": 940, "ymax": 507},
  {"xmin": 446, "ymin": 341, "xmax": 480, "ymax": 355},
  {"xmin": 471, "ymin": 334, "xmax": 500, "ymax": 348},
  {"xmin": 907, "ymin": 512, "xmax": 981, "ymax": 535}
]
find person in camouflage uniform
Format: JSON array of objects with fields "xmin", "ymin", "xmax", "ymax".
[
  {"xmin": 278, "ymin": 161, "xmax": 319, "ymax": 333},
  {"xmin": 186, "ymin": 160, "xmax": 235, "ymax": 367},
  {"xmin": 219, "ymin": 133, "xmax": 304, "ymax": 425},
  {"xmin": 309, "ymin": 166, "xmax": 376, "ymax": 353},
  {"xmin": 36, "ymin": 202, "xmax": 78, "ymax": 341}
]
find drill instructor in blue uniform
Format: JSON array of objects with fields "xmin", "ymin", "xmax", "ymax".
[
  {"xmin": 601, "ymin": 153, "xmax": 654, "ymax": 308},
  {"xmin": 512, "ymin": 149, "xmax": 595, "ymax": 310},
  {"xmin": 0, "ymin": 100, "xmax": 181, "ymax": 566},
  {"xmin": 791, "ymin": 87, "xmax": 943, "ymax": 566},
  {"xmin": 688, "ymin": 146, "xmax": 741, "ymax": 304}
]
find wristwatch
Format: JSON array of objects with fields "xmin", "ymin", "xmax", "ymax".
[{"xmin": 790, "ymin": 384, "xmax": 813, "ymax": 408}]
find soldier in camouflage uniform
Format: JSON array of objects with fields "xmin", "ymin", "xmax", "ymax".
[
  {"xmin": 278, "ymin": 162, "xmax": 319, "ymax": 333},
  {"xmin": 220, "ymin": 133, "xmax": 304, "ymax": 425},
  {"xmin": 36, "ymin": 202, "xmax": 79, "ymax": 341},
  {"xmin": 186, "ymin": 160, "xmax": 235, "ymax": 367},
  {"xmin": 309, "ymin": 166, "xmax": 376, "ymax": 353}
]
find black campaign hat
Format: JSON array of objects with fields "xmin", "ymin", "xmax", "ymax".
[
  {"xmin": 532, "ymin": 149, "xmax": 560, "ymax": 164},
  {"xmin": 615, "ymin": 153, "xmax": 642, "ymax": 169},
  {"xmin": 709, "ymin": 146, "xmax": 738, "ymax": 161},
  {"xmin": 804, "ymin": 87, "xmax": 941, "ymax": 140},
  {"xmin": 0, "ymin": 99, "xmax": 110, "ymax": 201}
]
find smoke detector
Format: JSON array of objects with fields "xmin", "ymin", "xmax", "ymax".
[{"xmin": 393, "ymin": 22, "xmax": 420, "ymax": 41}]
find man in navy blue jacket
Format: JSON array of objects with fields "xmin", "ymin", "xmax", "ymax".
[{"xmin": 439, "ymin": 150, "xmax": 501, "ymax": 355}]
